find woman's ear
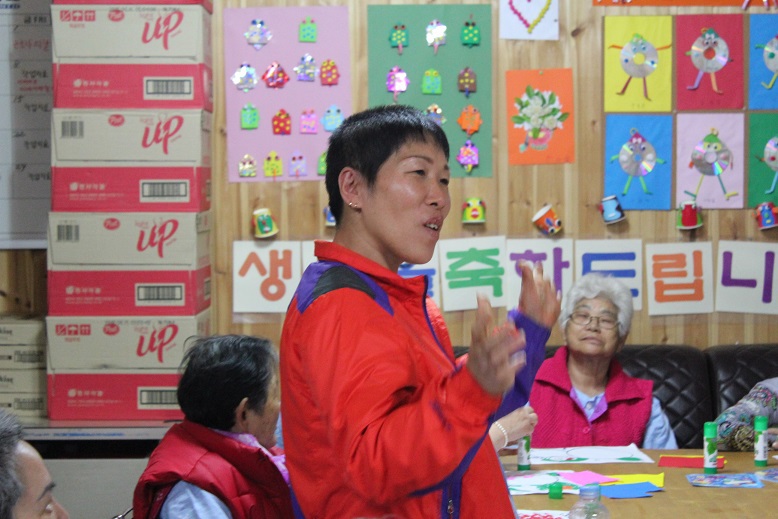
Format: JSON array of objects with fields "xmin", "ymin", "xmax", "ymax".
[
  {"xmin": 232, "ymin": 397, "xmax": 251, "ymax": 433},
  {"xmin": 338, "ymin": 167, "xmax": 362, "ymax": 208}
]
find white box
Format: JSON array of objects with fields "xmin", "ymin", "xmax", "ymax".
[
  {"xmin": 52, "ymin": 0, "xmax": 213, "ymax": 14},
  {"xmin": 0, "ymin": 392, "xmax": 47, "ymax": 418},
  {"xmin": 0, "ymin": 314, "xmax": 46, "ymax": 345},
  {"xmin": 48, "ymin": 211, "xmax": 211, "ymax": 268},
  {"xmin": 51, "ymin": 109, "xmax": 211, "ymax": 167},
  {"xmin": 0, "ymin": 368, "xmax": 45, "ymax": 393},
  {"xmin": 47, "ymin": 266, "xmax": 211, "ymax": 316},
  {"xmin": 0, "ymin": 345, "xmax": 46, "ymax": 369},
  {"xmin": 52, "ymin": 5, "xmax": 211, "ymax": 65},
  {"xmin": 46, "ymin": 309, "xmax": 209, "ymax": 370},
  {"xmin": 47, "ymin": 369, "xmax": 183, "ymax": 420}
]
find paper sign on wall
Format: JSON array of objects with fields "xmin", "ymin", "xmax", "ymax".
[
  {"xmin": 505, "ymin": 238, "xmax": 574, "ymax": 311},
  {"xmin": 233, "ymin": 240, "xmax": 302, "ymax": 313},
  {"xmin": 645, "ymin": 242, "xmax": 714, "ymax": 316},
  {"xmin": 439, "ymin": 236, "xmax": 507, "ymax": 311},
  {"xmin": 716, "ymin": 240, "xmax": 778, "ymax": 315},
  {"xmin": 574, "ymin": 239, "xmax": 644, "ymax": 311}
]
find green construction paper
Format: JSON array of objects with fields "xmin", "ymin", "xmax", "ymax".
[{"xmin": 367, "ymin": 5, "xmax": 493, "ymax": 178}]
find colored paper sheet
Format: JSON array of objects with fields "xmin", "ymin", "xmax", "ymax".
[
  {"xmin": 675, "ymin": 14, "xmax": 744, "ymax": 111},
  {"xmin": 658, "ymin": 454, "xmax": 725, "ymax": 468},
  {"xmin": 748, "ymin": 14, "xmax": 778, "ymax": 110},
  {"xmin": 644, "ymin": 242, "xmax": 715, "ymax": 317},
  {"xmin": 604, "ymin": 16, "xmax": 673, "ymax": 113},
  {"xmin": 602, "ymin": 473, "xmax": 665, "ymax": 487},
  {"xmin": 746, "ymin": 112, "xmax": 778, "ymax": 208},
  {"xmin": 675, "ymin": 112, "xmax": 745, "ymax": 208},
  {"xmin": 600, "ymin": 482, "xmax": 663, "ymax": 499},
  {"xmin": 558, "ymin": 470, "xmax": 619, "ymax": 487},
  {"xmin": 531, "ymin": 444, "xmax": 654, "ymax": 465},
  {"xmin": 604, "ymin": 114, "xmax": 673, "ymax": 210},
  {"xmin": 506, "ymin": 68, "xmax": 575, "ymax": 165},
  {"xmin": 715, "ymin": 241, "xmax": 778, "ymax": 316}
]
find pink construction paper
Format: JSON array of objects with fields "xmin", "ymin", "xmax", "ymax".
[{"xmin": 559, "ymin": 470, "xmax": 620, "ymax": 487}]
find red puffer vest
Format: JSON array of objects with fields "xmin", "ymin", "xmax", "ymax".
[
  {"xmin": 529, "ymin": 346, "xmax": 653, "ymax": 448},
  {"xmin": 133, "ymin": 420, "xmax": 294, "ymax": 519}
]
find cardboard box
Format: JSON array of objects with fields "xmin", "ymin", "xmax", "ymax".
[
  {"xmin": 0, "ymin": 369, "xmax": 46, "ymax": 393},
  {"xmin": 53, "ymin": 62, "xmax": 213, "ymax": 111},
  {"xmin": 51, "ymin": 109, "xmax": 211, "ymax": 167},
  {"xmin": 52, "ymin": 5, "xmax": 211, "ymax": 64},
  {"xmin": 52, "ymin": 0, "xmax": 213, "ymax": 14},
  {"xmin": 0, "ymin": 315, "xmax": 46, "ymax": 345},
  {"xmin": 0, "ymin": 393, "xmax": 47, "ymax": 418},
  {"xmin": 48, "ymin": 211, "xmax": 211, "ymax": 268},
  {"xmin": 47, "ymin": 370, "xmax": 183, "ymax": 420},
  {"xmin": 0, "ymin": 345, "xmax": 46, "ymax": 369},
  {"xmin": 47, "ymin": 265, "xmax": 211, "ymax": 316},
  {"xmin": 46, "ymin": 309, "xmax": 210, "ymax": 369},
  {"xmin": 51, "ymin": 166, "xmax": 211, "ymax": 212}
]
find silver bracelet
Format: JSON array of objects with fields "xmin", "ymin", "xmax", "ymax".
[{"xmin": 494, "ymin": 420, "xmax": 509, "ymax": 450}]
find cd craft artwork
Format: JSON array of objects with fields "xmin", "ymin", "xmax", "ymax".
[
  {"xmin": 755, "ymin": 34, "xmax": 778, "ymax": 89},
  {"xmin": 759, "ymin": 136, "xmax": 778, "ymax": 194},
  {"xmin": 609, "ymin": 128, "xmax": 665, "ymax": 195},
  {"xmin": 609, "ymin": 33, "xmax": 671, "ymax": 100},
  {"xmin": 686, "ymin": 27, "xmax": 731, "ymax": 94},
  {"xmin": 685, "ymin": 128, "xmax": 738, "ymax": 200}
]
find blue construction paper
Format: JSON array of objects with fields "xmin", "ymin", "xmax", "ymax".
[{"xmin": 600, "ymin": 481, "xmax": 662, "ymax": 499}]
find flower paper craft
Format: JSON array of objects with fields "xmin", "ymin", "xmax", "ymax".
[{"xmin": 512, "ymin": 85, "xmax": 569, "ymax": 153}]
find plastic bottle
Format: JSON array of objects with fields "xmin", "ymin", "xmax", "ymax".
[
  {"xmin": 517, "ymin": 435, "xmax": 531, "ymax": 471},
  {"xmin": 755, "ymin": 415, "xmax": 768, "ymax": 467},
  {"xmin": 703, "ymin": 421, "xmax": 718, "ymax": 474},
  {"xmin": 569, "ymin": 483, "xmax": 610, "ymax": 519}
]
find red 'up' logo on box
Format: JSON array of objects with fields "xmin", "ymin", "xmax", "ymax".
[
  {"xmin": 142, "ymin": 11, "xmax": 184, "ymax": 50},
  {"xmin": 137, "ymin": 324, "xmax": 179, "ymax": 363}
]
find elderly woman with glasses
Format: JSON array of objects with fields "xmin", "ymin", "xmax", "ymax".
[{"xmin": 528, "ymin": 273, "xmax": 678, "ymax": 449}]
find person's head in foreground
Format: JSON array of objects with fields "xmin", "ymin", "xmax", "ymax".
[
  {"xmin": 0, "ymin": 409, "xmax": 69, "ymax": 519},
  {"xmin": 325, "ymin": 104, "xmax": 451, "ymax": 271},
  {"xmin": 178, "ymin": 334, "xmax": 281, "ymax": 448},
  {"xmin": 560, "ymin": 272, "xmax": 633, "ymax": 361}
]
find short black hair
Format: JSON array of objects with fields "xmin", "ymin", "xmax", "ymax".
[
  {"xmin": 0, "ymin": 409, "xmax": 24, "ymax": 517},
  {"xmin": 325, "ymin": 104, "xmax": 450, "ymax": 224},
  {"xmin": 177, "ymin": 335, "xmax": 278, "ymax": 431}
]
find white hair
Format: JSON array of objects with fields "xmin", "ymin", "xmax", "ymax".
[{"xmin": 559, "ymin": 272, "xmax": 634, "ymax": 338}]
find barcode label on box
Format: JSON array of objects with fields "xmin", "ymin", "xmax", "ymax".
[
  {"xmin": 204, "ymin": 278, "xmax": 211, "ymax": 299},
  {"xmin": 14, "ymin": 351, "xmax": 45, "ymax": 364},
  {"xmin": 144, "ymin": 77, "xmax": 194, "ymax": 101},
  {"xmin": 56, "ymin": 224, "xmax": 79, "ymax": 242},
  {"xmin": 13, "ymin": 397, "xmax": 45, "ymax": 412},
  {"xmin": 138, "ymin": 387, "xmax": 178, "ymax": 409},
  {"xmin": 135, "ymin": 284, "xmax": 185, "ymax": 306},
  {"xmin": 60, "ymin": 120, "xmax": 84, "ymax": 139},
  {"xmin": 140, "ymin": 180, "xmax": 190, "ymax": 203}
]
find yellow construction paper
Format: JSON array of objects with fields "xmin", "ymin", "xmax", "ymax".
[{"xmin": 601, "ymin": 473, "xmax": 665, "ymax": 487}]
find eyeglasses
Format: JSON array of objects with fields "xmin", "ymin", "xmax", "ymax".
[{"xmin": 570, "ymin": 311, "xmax": 618, "ymax": 330}]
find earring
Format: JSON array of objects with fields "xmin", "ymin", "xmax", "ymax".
[{"xmin": 348, "ymin": 201, "xmax": 359, "ymax": 209}]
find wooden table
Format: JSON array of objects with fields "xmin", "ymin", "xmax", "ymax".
[{"xmin": 502, "ymin": 449, "xmax": 778, "ymax": 516}]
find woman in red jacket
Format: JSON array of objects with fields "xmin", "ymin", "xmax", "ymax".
[{"xmin": 133, "ymin": 335, "xmax": 293, "ymax": 519}]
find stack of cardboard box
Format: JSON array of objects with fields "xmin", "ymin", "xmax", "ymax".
[
  {"xmin": 45, "ymin": 0, "xmax": 212, "ymax": 420},
  {"xmin": 0, "ymin": 315, "xmax": 47, "ymax": 418}
]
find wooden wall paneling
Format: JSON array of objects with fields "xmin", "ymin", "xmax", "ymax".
[{"xmin": 0, "ymin": 250, "xmax": 47, "ymax": 315}]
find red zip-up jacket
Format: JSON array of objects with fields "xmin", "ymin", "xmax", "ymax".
[
  {"xmin": 133, "ymin": 420, "xmax": 294, "ymax": 519},
  {"xmin": 280, "ymin": 241, "xmax": 517, "ymax": 519}
]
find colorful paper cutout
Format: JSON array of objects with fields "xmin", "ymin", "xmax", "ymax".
[
  {"xmin": 389, "ymin": 22, "xmax": 409, "ymax": 55},
  {"xmin": 300, "ymin": 110, "xmax": 318, "ymax": 134},
  {"xmin": 610, "ymin": 128, "xmax": 664, "ymax": 196},
  {"xmin": 461, "ymin": 15, "xmax": 481, "ymax": 47},
  {"xmin": 299, "ymin": 17, "xmax": 317, "ymax": 43},
  {"xmin": 239, "ymin": 154, "xmax": 257, "ymax": 177},
  {"xmin": 319, "ymin": 59, "xmax": 339, "ymax": 86},
  {"xmin": 457, "ymin": 105, "xmax": 482, "ymax": 135},
  {"xmin": 426, "ymin": 19, "xmax": 447, "ymax": 54},
  {"xmin": 289, "ymin": 152, "xmax": 306, "ymax": 177},
  {"xmin": 262, "ymin": 61, "xmax": 289, "ymax": 88},
  {"xmin": 318, "ymin": 151, "xmax": 327, "ymax": 176},
  {"xmin": 508, "ymin": 0, "xmax": 552, "ymax": 34},
  {"xmin": 241, "ymin": 104, "xmax": 259, "ymax": 130},
  {"xmin": 263, "ymin": 151, "xmax": 283, "ymax": 177},
  {"xmin": 271, "ymin": 109, "xmax": 292, "ymax": 135},
  {"xmin": 457, "ymin": 140, "xmax": 479, "ymax": 173},
  {"xmin": 686, "ymin": 128, "xmax": 738, "ymax": 200},
  {"xmin": 421, "ymin": 69, "xmax": 442, "ymax": 94},
  {"xmin": 245, "ymin": 19, "xmax": 272, "ymax": 50},
  {"xmin": 425, "ymin": 104, "xmax": 446, "ymax": 126},
  {"xmin": 231, "ymin": 62, "xmax": 258, "ymax": 92},
  {"xmin": 386, "ymin": 66, "xmax": 409, "ymax": 102},
  {"xmin": 293, "ymin": 53, "xmax": 317, "ymax": 82},
  {"xmin": 457, "ymin": 67, "xmax": 476, "ymax": 97},
  {"xmin": 321, "ymin": 104, "xmax": 344, "ymax": 132}
]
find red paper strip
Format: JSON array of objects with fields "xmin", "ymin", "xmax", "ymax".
[{"xmin": 658, "ymin": 455, "xmax": 726, "ymax": 468}]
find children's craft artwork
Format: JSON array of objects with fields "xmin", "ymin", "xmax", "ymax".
[
  {"xmin": 386, "ymin": 66, "xmax": 409, "ymax": 102},
  {"xmin": 593, "ymin": 0, "xmax": 761, "ymax": 5},
  {"xmin": 367, "ymin": 4, "xmax": 494, "ymax": 178},
  {"xmin": 531, "ymin": 445, "xmax": 655, "ymax": 465},
  {"xmin": 516, "ymin": 511, "xmax": 569, "ymax": 519},
  {"xmin": 687, "ymin": 473, "xmax": 763, "ymax": 488},
  {"xmin": 675, "ymin": 14, "xmax": 744, "ymax": 111},
  {"xmin": 457, "ymin": 140, "xmax": 479, "ymax": 173},
  {"xmin": 320, "ymin": 104, "xmax": 344, "ymax": 132},
  {"xmin": 604, "ymin": 114, "xmax": 672, "ymax": 210},
  {"xmin": 499, "ymin": 0, "xmax": 559, "ymax": 41},
  {"xmin": 746, "ymin": 112, "xmax": 778, "ymax": 207},
  {"xmin": 224, "ymin": 6, "xmax": 351, "ymax": 183},
  {"xmin": 507, "ymin": 471, "xmax": 578, "ymax": 496},
  {"xmin": 245, "ymin": 19, "xmax": 272, "ymax": 50},
  {"xmin": 755, "ymin": 468, "xmax": 778, "ymax": 483},
  {"xmin": 239, "ymin": 154, "xmax": 257, "ymax": 177},
  {"xmin": 675, "ymin": 113, "xmax": 744, "ymax": 208},
  {"xmin": 457, "ymin": 105, "xmax": 482, "ymax": 135},
  {"xmin": 461, "ymin": 15, "xmax": 481, "ymax": 47},
  {"xmin": 241, "ymin": 104, "xmax": 259, "ymax": 130},
  {"xmin": 426, "ymin": 19, "xmax": 447, "ymax": 54},
  {"xmin": 389, "ymin": 22, "xmax": 409, "ymax": 55},
  {"xmin": 506, "ymin": 68, "xmax": 575, "ymax": 165},
  {"xmin": 604, "ymin": 16, "xmax": 673, "ymax": 113},
  {"xmin": 748, "ymin": 14, "xmax": 778, "ymax": 110}
]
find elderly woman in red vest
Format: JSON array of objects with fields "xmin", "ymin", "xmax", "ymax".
[{"xmin": 529, "ymin": 273, "xmax": 678, "ymax": 449}]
